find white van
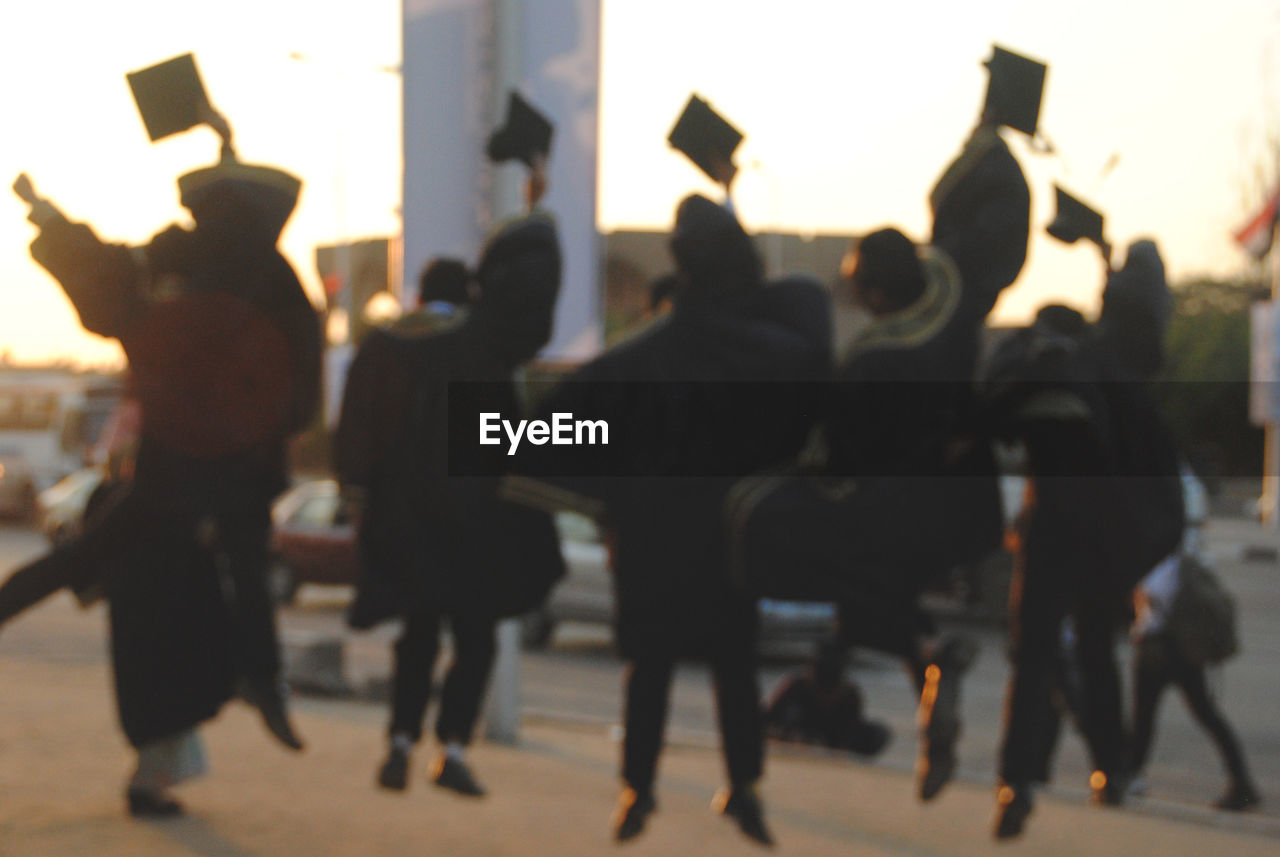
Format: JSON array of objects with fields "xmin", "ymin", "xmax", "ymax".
[{"xmin": 0, "ymin": 370, "xmax": 122, "ymax": 517}]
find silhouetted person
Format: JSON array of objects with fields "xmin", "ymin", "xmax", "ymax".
[
  {"xmin": 335, "ymin": 159, "xmax": 563, "ymax": 798},
  {"xmin": 2, "ymin": 155, "xmax": 320, "ymax": 815},
  {"xmin": 1129, "ymin": 466, "xmax": 1261, "ymax": 811},
  {"xmin": 764, "ymin": 641, "xmax": 891, "ymax": 756},
  {"xmin": 983, "ymin": 241, "xmax": 1184, "ymax": 839},
  {"xmin": 504, "ymin": 194, "xmax": 831, "ymax": 846}
]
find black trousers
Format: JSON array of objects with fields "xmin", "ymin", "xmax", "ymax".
[
  {"xmin": 1131, "ymin": 632, "xmax": 1253, "ymax": 786},
  {"xmin": 389, "ymin": 608, "xmax": 497, "ymax": 745},
  {"xmin": 1000, "ymin": 532, "xmax": 1128, "ymax": 784},
  {"xmin": 621, "ymin": 607, "xmax": 763, "ymax": 793},
  {"xmin": 1033, "ymin": 633, "xmax": 1084, "ymax": 784}
]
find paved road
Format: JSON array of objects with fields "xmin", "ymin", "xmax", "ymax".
[
  {"xmin": 2, "ymin": 517, "xmax": 1278, "ymax": 855},
  {"xmin": 274, "ymin": 517, "xmax": 1280, "ymax": 826}
]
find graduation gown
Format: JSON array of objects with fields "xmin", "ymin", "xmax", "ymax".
[
  {"xmin": 505, "ymin": 276, "xmax": 833, "ymax": 659},
  {"xmin": 721, "ymin": 129, "xmax": 1032, "ymax": 633},
  {"xmin": 23, "ymin": 211, "xmax": 321, "ymax": 747},
  {"xmin": 337, "ymin": 212, "xmax": 567, "ymax": 630}
]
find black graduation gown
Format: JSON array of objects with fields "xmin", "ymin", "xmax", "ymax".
[
  {"xmin": 337, "ymin": 212, "xmax": 567, "ymax": 629},
  {"xmin": 505, "ymin": 277, "xmax": 832, "ymax": 659},
  {"xmin": 23, "ymin": 214, "xmax": 321, "ymax": 747},
  {"xmin": 724, "ymin": 127, "xmax": 1032, "ymax": 615},
  {"xmin": 981, "ymin": 322, "xmax": 1184, "ymax": 591}
]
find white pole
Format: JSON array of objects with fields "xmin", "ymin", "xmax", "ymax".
[{"xmin": 484, "ymin": 0, "xmax": 525, "ymax": 746}]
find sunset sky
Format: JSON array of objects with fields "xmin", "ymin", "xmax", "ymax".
[{"xmin": 1, "ymin": 0, "xmax": 1277, "ymax": 367}]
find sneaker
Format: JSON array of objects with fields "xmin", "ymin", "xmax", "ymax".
[
  {"xmin": 431, "ymin": 755, "xmax": 486, "ymax": 797},
  {"xmin": 1216, "ymin": 782, "xmax": 1261, "ymax": 812},
  {"xmin": 714, "ymin": 784, "xmax": 775, "ymax": 847},
  {"xmin": 126, "ymin": 786, "xmax": 184, "ymax": 818},
  {"xmin": 612, "ymin": 786, "xmax": 656, "ymax": 842},
  {"xmin": 993, "ymin": 782, "xmax": 1033, "ymax": 840},
  {"xmin": 377, "ymin": 747, "xmax": 410, "ymax": 791},
  {"xmin": 1090, "ymin": 769, "xmax": 1130, "ymax": 807},
  {"xmin": 917, "ymin": 636, "xmax": 978, "ymax": 801}
]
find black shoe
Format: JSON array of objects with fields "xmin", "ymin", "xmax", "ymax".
[
  {"xmin": 377, "ymin": 747, "xmax": 410, "ymax": 791},
  {"xmin": 241, "ymin": 679, "xmax": 305, "ymax": 752},
  {"xmin": 1090, "ymin": 769, "xmax": 1130, "ymax": 807},
  {"xmin": 847, "ymin": 720, "xmax": 892, "ymax": 758},
  {"xmin": 258, "ymin": 698, "xmax": 305, "ymax": 752},
  {"xmin": 432, "ymin": 756, "xmax": 486, "ymax": 797},
  {"xmin": 917, "ymin": 636, "xmax": 977, "ymax": 801},
  {"xmin": 612, "ymin": 787, "xmax": 656, "ymax": 842},
  {"xmin": 126, "ymin": 786, "xmax": 184, "ymax": 818},
  {"xmin": 715, "ymin": 785, "xmax": 775, "ymax": 847},
  {"xmin": 994, "ymin": 783, "xmax": 1033, "ymax": 840},
  {"xmin": 1217, "ymin": 782, "xmax": 1261, "ymax": 812}
]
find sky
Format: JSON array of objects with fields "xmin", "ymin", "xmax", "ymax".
[{"xmin": 1, "ymin": 0, "xmax": 1279, "ymax": 367}]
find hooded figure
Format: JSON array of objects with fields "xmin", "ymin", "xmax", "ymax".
[
  {"xmin": 1097, "ymin": 239, "xmax": 1171, "ymax": 380},
  {"xmin": 503, "ymin": 194, "xmax": 831, "ymax": 846},
  {"xmin": 2, "ymin": 155, "xmax": 322, "ymax": 815}
]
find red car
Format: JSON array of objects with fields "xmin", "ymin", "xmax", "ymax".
[{"xmin": 268, "ymin": 479, "xmax": 359, "ymax": 603}]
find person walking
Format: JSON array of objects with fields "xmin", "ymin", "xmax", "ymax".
[{"xmin": 1129, "ymin": 467, "xmax": 1261, "ymax": 812}]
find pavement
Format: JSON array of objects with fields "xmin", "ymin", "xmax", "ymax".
[
  {"xmin": 3, "ymin": 655, "xmax": 1280, "ymax": 857},
  {"xmin": 2, "ymin": 516, "xmax": 1280, "ymax": 856}
]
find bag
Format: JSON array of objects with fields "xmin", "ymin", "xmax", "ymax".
[{"xmin": 1168, "ymin": 554, "xmax": 1239, "ymax": 665}]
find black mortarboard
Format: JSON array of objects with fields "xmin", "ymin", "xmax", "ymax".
[
  {"xmin": 667, "ymin": 94, "xmax": 743, "ymax": 183},
  {"xmin": 127, "ymin": 53, "xmax": 212, "ymax": 142},
  {"xmin": 178, "ymin": 156, "xmax": 302, "ymax": 239},
  {"xmin": 1047, "ymin": 185, "xmax": 1106, "ymax": 247},
  {"xmin": 486, "ymin": 91, "xmax": 554, "ymax": 166},
  {"xmin": 982, "ymin": 45, "xmax": 1047, "ymax": 138}
]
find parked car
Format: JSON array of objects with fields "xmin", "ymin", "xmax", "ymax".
[
  {"xmin": 268, "ymin": 478, "xmax": 839, "ymax": 648},
  {"xmin": 268, "ymin": 478, "xmax": 360, "ymax": 603}
]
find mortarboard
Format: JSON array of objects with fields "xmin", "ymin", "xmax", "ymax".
[
  {"xmin": 1046, "ymin": 184, "xmax": 1106, "ymax": 248},
  {"xmin": 667, "ymin": 94, "xmax": 743, "ymax": 183},
  {"xmin": 982, "ymin": 45, "xmax": 1047, "ymax": 138},
  {"xmin": 487, "ymin": 91, "xmax": 554, "ymax": 166},
  {"xmin": 178, "ymin": 155, "xmax": 302, "ymax": 238},
  {"xmin": 127, "ymin": 53, "xmax": 212, "ymax": 142}
]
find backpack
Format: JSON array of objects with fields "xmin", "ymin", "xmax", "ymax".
[{"xmin": 1168, "ymin": 554, "xmax": 1239, "ymax": 665}]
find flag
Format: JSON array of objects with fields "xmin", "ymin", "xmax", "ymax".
[{"xmin": 1234, "ymin": 188, "xmax": 1280, "ymax": 260}]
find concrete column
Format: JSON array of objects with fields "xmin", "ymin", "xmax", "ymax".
[{"xmin": 483, "ymin": 0, "xmax": 525, "ymax": 746}]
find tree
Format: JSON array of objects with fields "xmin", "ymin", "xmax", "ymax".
[{"xmin": 1154, "ymin": 274, "xmax": 1268, "ymax": 486}]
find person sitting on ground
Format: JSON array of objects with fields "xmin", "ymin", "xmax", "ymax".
[{"xmin": 763, "ymin": 641, "xmax": 891, "ymax": 757}]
